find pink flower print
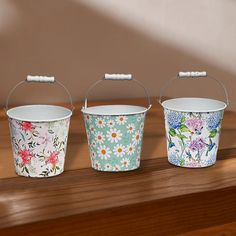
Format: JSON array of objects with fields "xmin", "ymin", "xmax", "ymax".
[
  {"xmin": 186, "ymin": 118, "xmax": 203, "ymax": 132},
  {"xmin": 187, "ymin": 160, "xmax": 201, "ymax": 168},
  {"xmin": 47, "ymin": 151, "xmax": 59, "ymax": 166},
  {"xmin": 20, "ymin": 121, "xmax": 33, "ymax": 132},
  {"xmin": 41, "ymin": 133, "xmax": 51, "ymax": 146},
  {"xmin": 18, "ymin": 149, "xmax": 32, "ymax": 165},
  {"xmin": 189, "ymin": 138, "xmax": 206, "ymax": 152}
]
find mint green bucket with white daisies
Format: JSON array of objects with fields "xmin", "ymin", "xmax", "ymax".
[
  {"xmin": 82, "ymin": 74, "xmax": 152, "ymax": 172},
  {"xmin": 159, "ymin": 72, "xmax": 229, "ymax": 168}
]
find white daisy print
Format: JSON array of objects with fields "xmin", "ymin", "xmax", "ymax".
[
  {"xmin": 121, "ymin": 158, "xmax": 130, "ymax": 168},
  {"xmin": 127, "ymin": 123, "xmax": 135, "ymax": 134},
  {"xmin": 107, "ymin": 119, "xmax": 115, "ymax": 128},
  {"xmin": 93, "ymin": 160, "xmax": 101, "ymax": 169},
  {"xmin": 98, "ymin": 145, "xmax": 111, "ymax": 159},
  {"xmin": 95, "ymin": 118, "xmax": 105, "ymax": 128},
  {"xmin": 116, "ymin": 116, "xmax": 127, "ymax": 125},
  {"xmin": 89, "ymin": 125, "xmax": 96, "ymax": 133},
  {"xmin": 126, "ymin": 144, "xmax": 135, "ymax": 155},
  {"xmin": 106, "ymin": 128, "xmax": 122, "ymax": 143},
  {"xmin": 136, "ymin": 157, "xmax": 141, "ymax": 167},
  {"xmin": 137, "ymin": 116, "xmax": 141, "ymax": 122},
  {"xmin": 87, "ymin": 133, "xmax": 91, "ymax": 141},
  {"xmin": 114, "ymin": 144, "xmax": 126, "ymax": 157},
  {"xmin": 91, "ymin": 151, "xmax": 96, "ymax": 160},
  {"xmin": 133, "ymin": 131, "xmax": 142, "ymax": 144},
  {"xmin": 91, "ymin": 141, "xmax": 96, "ymax": 147},
  {"xmin": 95, "ymin": 131, "xmax": 104, "ymax": 144},
  {"xmin": 113, "ymin": 165, "xmax": 121, "ymax": 171},
  {"xmin": 104, "ymin": 163, "xmax": 112, "ymax": 171},
  {"xmin": 136, "ymin": 146, "xmax": 142, "ymax": 158},
  {"xmin": 140, "ymin": 123, "xmax": 144, "ymax": 130},
  {"xmin": 85, "ymin": 114, "xmax": 92, "ymax": 123}
]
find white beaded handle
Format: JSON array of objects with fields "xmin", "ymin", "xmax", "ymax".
[
  {"xmin": 84, "ymin": 73, "xmax": 152, "ymax": 110},
  {"xmin": 104, "ymin": 73, "xmax": 132, "ymax": 80},
  {"xmin": 6, "ymin": 75, "xmax": 74, "ymax": 111},
  {"xmin": 178, "ymin": 71, "xmax": 207, "ymax": 78},
  {"xmin": 159, "ymin": 71, "xmax": 229, "ymax": 106},
  {"xmin": 26, "ymin": 75, "xmax": 55, "ymax": 83}
]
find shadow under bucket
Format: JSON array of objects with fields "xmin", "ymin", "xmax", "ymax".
[
  {"xmin": 160, "ymin": 72, "xmax": 228, "ymax": 168},
  {"xmin": 6, "ymin": 76, "xmax": 73, "ymax": 177},
  {"xmin": 82, "ymin": 74, "xmax": 151, "ymax": 172}
]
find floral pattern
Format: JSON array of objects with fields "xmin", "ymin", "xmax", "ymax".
[
  {"xmin": 9, "ymin": 118, "xmax": 70, "ymax": 177},
  {"xmin": 164, "ymin": 109, "xmax": 224, "ymax": 168},
  {"xmin": 83, "ymin": 113, "xmax": 146, "ymax": 171}
]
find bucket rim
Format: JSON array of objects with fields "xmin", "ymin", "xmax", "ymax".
[
  {"xmin": 7, "ymin": 104, "xmax": 72, "ymax": 122},
  {"xmin": 81, "ymin": 104, "xmax": 151, "ymax": 116},
  {"xmin": 161, "ymin": 97, "xmax": 227, "ymax": 113}
]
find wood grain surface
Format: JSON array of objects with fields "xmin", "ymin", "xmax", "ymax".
[
  {"xmin": 181, "ymin": 221, "xmax": 236, "ymax": 236},
  {"xmin": 0, "ymin": 98, "xmax": 236, "ymax": 235}
]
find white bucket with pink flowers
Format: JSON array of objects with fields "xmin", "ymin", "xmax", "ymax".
[
  {"xmin": 6, "ymin": 76, "xmax": 73, "ymax": 177},
  {"xmin": 159, "ymin": 72, "xmax": 229, "ymax": 168}
]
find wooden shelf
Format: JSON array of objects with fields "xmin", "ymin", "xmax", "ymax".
[{"xmin": 1, "ymin": 98, "xmax": 236, "ymax": 235}]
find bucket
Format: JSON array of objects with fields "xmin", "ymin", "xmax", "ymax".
[
  {"xmin": 6, "ymin": 75, "xmax": 73, "ymax": 177},
  {"xmin": 159, "ymin": 71, "xmax": 229, "ymax": 168},
  {"xmin": 81, "ymin": 74, "xmax": 152, "ymax": 172}
]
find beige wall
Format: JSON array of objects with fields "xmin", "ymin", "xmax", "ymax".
[{"xmin": 0, "ymin": 0, "xmax": 235, "ymax": 110}]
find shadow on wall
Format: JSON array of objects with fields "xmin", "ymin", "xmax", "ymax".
[{"xmin": 0, "ymin": 0, "xmax": 235, "ymax": 110}]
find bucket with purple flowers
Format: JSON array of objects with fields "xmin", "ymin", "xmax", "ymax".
[{"xmin": 159, "ymin": 72, "xmax": 229, "ymax": 168}]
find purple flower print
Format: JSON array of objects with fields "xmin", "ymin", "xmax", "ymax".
[
  {"xmin": 41, "ymin": 133, "xmax": 52, "ymax": 146},
  {"xmin": 189, "ymin": 138, "xmax": 206, "ymax": 152},
  {"xmin": 186, "ymin": 118, "xmax": 203, "ymax": 132},
  {"xmin": 187, "ymin": 160, "xmax": 201, "ymax": 168}
]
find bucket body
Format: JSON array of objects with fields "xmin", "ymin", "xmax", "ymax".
[
  {"xmin": 83, "ymin": 105, "xmax": 147, "ymax": 172},
  {"xmin": 7, "ymin": 105, "xmax": 71, "ymax": 177},
  {"xmin": 162, "ymin": 98, "xmax": 225, "ymax": 168}
]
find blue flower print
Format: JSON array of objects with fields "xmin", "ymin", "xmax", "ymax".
[
  {"xmin": 207, "ymin": 112, "xmax": 222, "ymax": 130},
  {"xmin": 167, "ymin": 111, "xmax": 182, "ymax": 129},
  {"xmin": 168, "ymin": 153, "xmax": 180, "ymax": 166}
]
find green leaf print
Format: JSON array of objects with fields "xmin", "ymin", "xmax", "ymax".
[
  {"xmin": 180, "ymin": 159, "xmax": 185, "ymax": 167},
  {"xmin": 180, "ymin": 124, "xmax": 190, "ymax": 133},
  {"xmin": 32, "ymin": 131, "xmax": 39, "ymax": 137},
  {"xmin": 181, "ymin": 117, "xmax": 185, "ymax": 124},
  {"xmin": 177, "ymin": 134, "xmax": 187, "ymax": 139},
  {"xmin": 24, "ymin": 166, "xmax": 29, "ymax": 174},
  {"xmin": 40, "ymin": 170, "xmax": 49, "ymax": 177},
  {"xmin": 169, "ymin": 128, "xmax": 176, "ymax": 137},
  {"xmin": 20, "ymin": 132, "xmax": 25, "ymax": 142},
  {"xmin": 28, "ymin": 141, "xmax": 37, "ymax": 148},
  {"xmin": 209, "ymin": 129, "xmax": 217, "ymax": 138}
]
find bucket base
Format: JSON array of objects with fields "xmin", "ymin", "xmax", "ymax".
[
  {"xmin": 15, "ymin": 169, "xmax": 64, "ymax": 178},
  {"xmin": 168, "ymin": 158, "xmax": 216, "ymax": 168},
  {"xmin": 91, "ymin": 165, "xmax": 140, "ymax": 172}
]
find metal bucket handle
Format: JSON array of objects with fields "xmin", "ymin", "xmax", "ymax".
[
  {"xmin": 6, "ymin": 75, "xmax": 74, "ymax": 112},
  {"xmin": 84, "ymin": 73, "xmax": 152, "ymax": 112},
  {"xmin": 158, "ymin": 71, "xmax": 229, "ymax": 106}
]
